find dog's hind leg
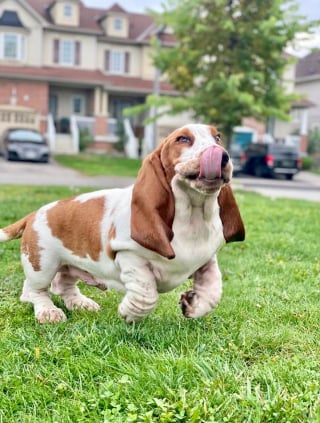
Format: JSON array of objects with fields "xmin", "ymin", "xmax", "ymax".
[
  {"xmin": 20, "ymin": 254, "xmax": 67, "ymax": 323},
  {"xmin": 51, "ymin": 266, "xmax": 100, "ymax": 312}
]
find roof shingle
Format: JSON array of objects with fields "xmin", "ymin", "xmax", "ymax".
[
  {"xmin": 0, "ymin": 65, "xmax": 176, "ymax": 94},
  {"xmin": 25, "ymin": 0, "xmax": 169, "ymax": 43},
  {"xmin": 296, "ymin": 51, "xmax": 320, "ymax": 79}
]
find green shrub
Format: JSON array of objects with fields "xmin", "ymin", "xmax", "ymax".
[
  {"xmin": 308, "ymin": 128, "xmax": 320, "ymax": 155},
  {"xmin": 79, "ymin": 128, "xmax": 93, "ymax": 152},
  {"xmin": 301, "ymin": 155, "xmax": 313, "ymax": 170}
]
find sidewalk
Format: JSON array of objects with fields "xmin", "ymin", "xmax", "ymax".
[{"xmin": 0, "ymin": 160, "xmax": 136, "ymax": 188}]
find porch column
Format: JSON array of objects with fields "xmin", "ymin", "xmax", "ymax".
[
  {"xmin": 94, "ymin": 86, "xmax": 108, "ymax": 142},
  {"xmin": 101, "ymin": 90, "xmax": 108, "ymax": 116},
  {"xmin": 94, "ymin": 87, "xmax": 101, "ymax": 115}
]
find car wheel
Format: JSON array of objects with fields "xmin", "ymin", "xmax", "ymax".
[{"xmin": 285, "ymin": 174, "xmax": 294, "ymax": 180}]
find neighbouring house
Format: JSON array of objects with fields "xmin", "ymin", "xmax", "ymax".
[
  {"xmin": 269, "ymin": 56, "xmax": 315, "ymax": 154},
  {"xmin": 0, "ymin": 0, "xmax": 179, "ymax": 155},
  {"xmin": 238, "ymin": 55, "xmax": 315, "ymax": 154},
  {"xmin": 295, "ymin": 50, "xmax": 320, "ymax": 152}
]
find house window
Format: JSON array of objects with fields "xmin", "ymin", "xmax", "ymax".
[
  {"xmin": 111, "ymin": 51, "xmax": 124, "ymax": 73},
  {"xmin": 0, "ymin": 33, "xmax": 25, "ymax": 60},
  {"xmin": 291, "ymin": 108, "xmax": 301, "ymax": 123},
  {"xmin": 114, "ymin": 17, "xmax": 123, "ymax": 31},
  {"xmin": 54, "ymin": 39, "xmax": 81, "ymax": 66},
  {"xmin": 105, "ymin": 50, "xmax": 130, "ymax": 74},
  {"xmin": 60, "ymin": 40, "xmax": 74, "ymax": 65},
  {"xmin": 63, "ymin": 4, "xmax": 72, "ymax": 17},
  {"xmin": 72, "ymin": 95, "xmax": 85, "ymax": 114}
]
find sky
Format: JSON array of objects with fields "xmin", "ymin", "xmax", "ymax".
[{"xmin": 82, "ymin": 0, "xmax": 320, "ymax": 20}]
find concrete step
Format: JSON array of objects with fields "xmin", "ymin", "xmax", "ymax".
[{"xmin": 54, "ymin": 134, "xmax": 75, "ymax": 154}]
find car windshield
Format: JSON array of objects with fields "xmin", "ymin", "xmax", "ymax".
[
  {"xmin": 8, "ymin": 130, "xmax": 44, "ymax": 143},
  {"xmin": 230, "ymin": 144, "xmax": 242, "ymax": 153}
]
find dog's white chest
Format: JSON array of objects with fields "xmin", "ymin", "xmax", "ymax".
[{"xmin": 152, "ymin": 208, "xmax": 224, "ymax": 292}]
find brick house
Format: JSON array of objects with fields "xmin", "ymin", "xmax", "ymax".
[
  {"xmin": 0, "ymin": 0, "xmax": 315, "ymax": 156},
  {"xmin": 0, "ymin": 0, "xmax": 178, "ymax": 154}
]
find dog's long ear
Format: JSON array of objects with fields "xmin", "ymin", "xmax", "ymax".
[
  {"xmin": 218, "ymin": 184, "xmax": 245, "ymax": 242},
  {"xmin": 131, "ymin": 150, "xmax": 175, "ymax": 259}
]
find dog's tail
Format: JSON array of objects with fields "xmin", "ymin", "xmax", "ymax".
[{"xmin": 0, "ymin": 213, "xmax": 34, "ymax": 242}]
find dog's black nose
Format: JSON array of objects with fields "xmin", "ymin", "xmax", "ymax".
[{"xmin": 221, "ymin": 152, "xmax": 229, "ymax": 168}]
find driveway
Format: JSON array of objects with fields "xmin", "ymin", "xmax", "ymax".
[{"xmin": 1, "ymin": 158, "xmax": 319, "ymax": 202}]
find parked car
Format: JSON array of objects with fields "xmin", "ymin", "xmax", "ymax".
[
  {"xmin": 229, "ymin": 143, "xmax": 247, "ymax": 175},
  {"xmin": 0, "ymin": 128, "xmax": 50, "ymax": 162},
  {"xmin": 243, "ymin": 143, "xmax": 302, "ymax": 180}
]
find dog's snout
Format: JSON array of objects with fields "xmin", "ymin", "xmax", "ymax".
[{"xmin": 221, "ymin": 151, "xmax": 229, "ymax": 168}]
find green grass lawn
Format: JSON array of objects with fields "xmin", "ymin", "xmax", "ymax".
[
  {"xmin": 55, "ymin": 154, "xmax": 142, "ymax": 177},
  {"xmin": 0, "ymin": 185, "xmax": 320, "ymax": 422}
]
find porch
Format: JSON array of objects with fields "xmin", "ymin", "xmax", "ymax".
[{"xmin": 47, "ymin": 85, "xmax": 146, "ymax": 157}]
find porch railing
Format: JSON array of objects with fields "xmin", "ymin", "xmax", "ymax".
[
  {"xmin": 70, "ymin": 115, "xmax": 80, "ymax": 154},
  {"xmin": 123, "ymin": 118, "xmax": 139, "ymax": 159},
  {"xmin": 47, "ymin": 114, "xmax": 56, "ymax": 151}
]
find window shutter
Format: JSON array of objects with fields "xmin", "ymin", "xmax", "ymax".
[
  {"xmin": 104, "ymin": 50, "xmax": 110, "ymax": 71},
  {"xmin": 124, "ymin": 51, "xmax": 130, "ymax": 73},
  {"xmin": 53, "ymin": 39, "xmax": 59, "ymax": 63},
  {"xmin": 75, "ymin": 41, "xmax": 81, "ymax": 65}
]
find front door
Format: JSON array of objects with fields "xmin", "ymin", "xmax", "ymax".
[{"xmin": 49, "ymin": 94, "xmax": 58, "ymax": 129}]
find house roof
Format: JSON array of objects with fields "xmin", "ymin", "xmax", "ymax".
[
  {"xmin": 108, "ymin": 4, "xmax": 127, "ymax": 14},
  {"xmin": 0, "ymin": 65, "xmax": 176, "ymax": 95},
  {"xmin": 292, "ymin": 98, "xmax": 316, "ymax": 108},
  {"xmin": 296, "ymin": 51, "xmax": 320, "ymax": 79},
  {"xmin": 25, "ymin": 0, "xmax": 174, "ymax": 44},
  {"xmin": 0, "ymin": 10, "xmax": 25, "ymax": 27}
]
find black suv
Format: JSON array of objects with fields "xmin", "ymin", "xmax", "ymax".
[{"xmin": 243, "ymin": 143, "xmax": 301, "ymax": 180}]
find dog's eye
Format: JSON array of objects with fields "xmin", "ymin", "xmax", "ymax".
[
  {"xmin": 176, "ymin": 136, "xmax": 191, "ymax": 143},
  {"xmin": 214, "ymin": 134, "xmax": 224, "ymax": 146}
]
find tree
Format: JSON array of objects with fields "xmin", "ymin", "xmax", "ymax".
[{"xmin": 145, "ymin": 0, "xmax": 311, "ymax": 147}]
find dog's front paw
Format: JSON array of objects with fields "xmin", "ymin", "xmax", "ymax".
[
  {"xmin": 179, "ymin": 290, "xmax": 197, "ymax": 318},
  {"xmin": 118, "ymin": 303, "xmax": 144, "ymax": 324},
  {"xmin": 35, "ymin": 307, "xmax": 67, "ymax": 324},
  {"xmin": 180, "ymin": 289, "xmax": 220, "ymax": 318},
  {"xmin": 64, "ymin": 294, "xmax": 100, "ymax": 312}
]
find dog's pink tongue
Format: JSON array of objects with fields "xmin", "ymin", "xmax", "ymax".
[{"xmin": 199, "ymin": 145, "xmax": 223, "ymax": 179}]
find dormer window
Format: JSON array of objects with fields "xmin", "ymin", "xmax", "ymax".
[
  {"xmin": 114, "ymin": 17, "xmax": 123, "ymax": 31},
  {"xmin": 99, "ymin": 5, "xmax": 129, "ymax": 38},
  {"xmin": 49, "ymin": 1, "xmax": 79, "ymax": 26},
  {"xmin": 63, "ymin": 4, "xmax": 72, "ymax": 18}
]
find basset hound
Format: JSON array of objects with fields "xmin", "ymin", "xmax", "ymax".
[{"xmin": 0, "ymin": 124, "xmax": 245, "ymax": 323}]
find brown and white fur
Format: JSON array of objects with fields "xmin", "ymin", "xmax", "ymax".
[{"xmin": 0, "ymin": 124, "xmax": 245, "ymax": 323}]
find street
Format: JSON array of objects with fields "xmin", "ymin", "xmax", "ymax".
[
  {"xmin": 0, "ymin": 157, "xmax": 320, "ymax": 202},
  {"xmin": 233, "ymin": 171, "xmax": 320, "ymax": 202}
]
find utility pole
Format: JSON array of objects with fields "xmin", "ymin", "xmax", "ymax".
[{"xmin": 151, "ymin": 26, "xmax": 165, "ymax": 151}]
